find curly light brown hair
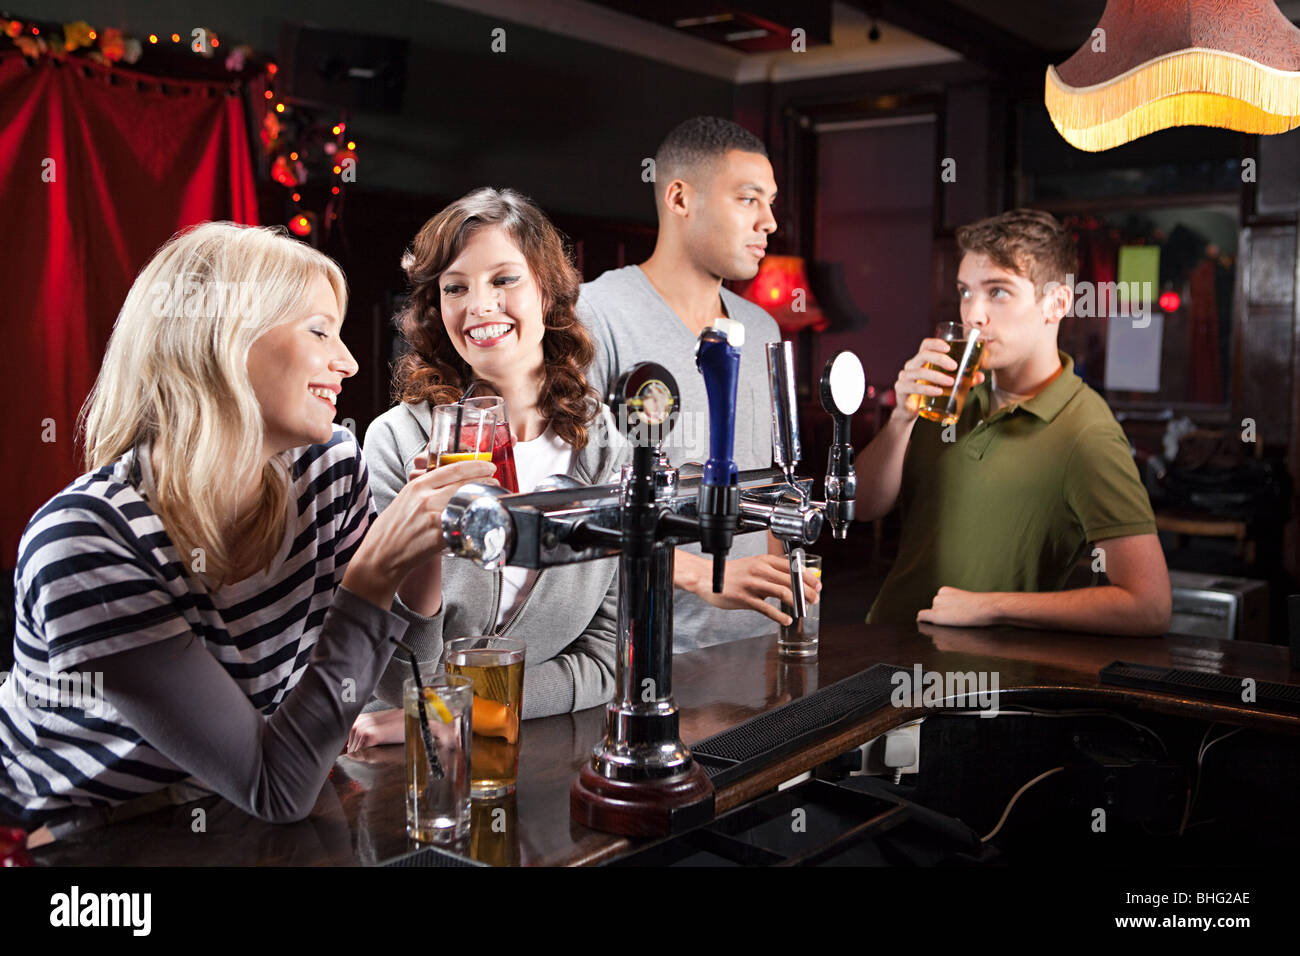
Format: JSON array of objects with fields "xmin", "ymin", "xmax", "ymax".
[
  {"xmin": 955, "ymin": 208, "xmax": 1079, "ymax": 296},
  {"xmin": 392, "ymin": 187, "xmax": 597, "ymax": 450}
]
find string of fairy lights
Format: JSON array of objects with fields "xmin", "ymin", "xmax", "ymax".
[{"xmin": 0, "ymin": 13, "xmax": 357, "ymax": 243}]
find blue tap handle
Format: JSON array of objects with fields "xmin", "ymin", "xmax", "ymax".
[
  {"xmin": 695, "ymin": 321, "xmax": 742, "ymax": 486},
  {"xmin": 694, "ymin": 319, "xmax": 744, "ymax": 593}
]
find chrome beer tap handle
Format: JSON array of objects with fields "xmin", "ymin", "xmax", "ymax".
[
  {"xmin": 765, "ymin": 341, "xmax": 811, "ymax": 618},
  {"xmin": 819, "ymin": 351, "xmax": 867, "ymax": 540}
]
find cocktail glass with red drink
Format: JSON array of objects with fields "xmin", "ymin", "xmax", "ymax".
[{"xmin": 461, "ymin": 396, "xmax": 519, "ymax": 493}]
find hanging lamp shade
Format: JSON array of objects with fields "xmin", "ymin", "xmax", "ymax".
[
  {"xmin": 739, "ymin": 254, "xmax": 829, "ymax": 333},
  {"xmin": 1045, "ymin": 0, "xmax": 1300, "ymax": 152}
]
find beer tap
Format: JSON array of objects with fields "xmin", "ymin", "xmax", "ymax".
[
  {"xmin": 766, "ymin": 341, "xmax": 813, "ymax": 620},
  {"xmin": 439, "ymin": 346, "xmax": 866, "ymax": 838},
  {"xmin": 695, "ymin": 318, "xmax": 743, "ymax": 594},
  {"xmin": 820, "ymin": 351, "xmax": 867, "ymax": 540}
]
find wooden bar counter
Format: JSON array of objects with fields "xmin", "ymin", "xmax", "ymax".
[{"xmin": 31, "ymin": 615, "xmax": 1300, "ymax": 867}]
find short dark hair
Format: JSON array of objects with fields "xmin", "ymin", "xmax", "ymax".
[
  {"xmin": 655, "ymin": 116, "xmax": 768, "ymax": 189},
  {"xmin": 955, "ymin": 209, "xmax": 1078, "ymax": 295}
]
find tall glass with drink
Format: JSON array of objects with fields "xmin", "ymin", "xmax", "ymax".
[
  {"xmin": 443, "ymin": 636, "xmax": 526, "ymax": 798},
  {"xmin": 403, "ymin": 674, "xmax": 473, "ymax": 845},
  {"xmin": 461, "ymin": 396, "xmax": 519, "ymax": 493},
  {"xmin": 915, "ymin": 323, "xmax": 984, "ymax": 426},
  {"xmin": 428, "ymin": 404, "xmax": 497, "ymax": 468},
  {"xmin": 777, "ymin": 553, "xmax": 822, "ymax": 658}
]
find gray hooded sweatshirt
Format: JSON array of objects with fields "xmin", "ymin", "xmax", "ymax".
[{"xmin": 362, "ymin": 401, "xmax": 630, "ymax": 719}]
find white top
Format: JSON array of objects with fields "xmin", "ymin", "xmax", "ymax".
[{"xmin": 496, "ymin": 424, "xmax": 576, "ymax": 627}]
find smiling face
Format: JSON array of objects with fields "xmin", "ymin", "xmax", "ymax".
[
  {"xmin": 246, "ymin": 273, "xmax": 357, "ymax": 456},
  {"xmin": 956, "ymin": 253, "xmax": 1068, "ymax": 373},
  {"xmin": 676, "ymin": 149, "xmax": 777, "ymax": 281},
  {"xmin": 437, "ymin": 224, "xmax": 546, "ymax": 387}
]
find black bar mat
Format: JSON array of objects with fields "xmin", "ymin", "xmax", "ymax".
[
  {"xmin": 1100, "ymin": 660, "xmax": 1300, "ymax": 715},
  {"xmin": 688, "ymin": 663, "xmax": 909, "ymax": 789},
  {"xmin": 380, "ymin": 845, "xmax": 486, "ymax": 867}
]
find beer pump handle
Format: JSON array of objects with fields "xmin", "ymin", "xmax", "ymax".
[
  {"xmin": 765, "ymin": 341, "xmax": 802, "ymax": 487},
  {"xmin": 819, "ymin": 351, "xmax": 866, "ymax": 540},
  {"xmin": 765, "ymin": 341, "xmax": 811, "ymax": 618},
  {"xmin": 695, "ymin": 320, "xmax": 743, "ymax": 594}
]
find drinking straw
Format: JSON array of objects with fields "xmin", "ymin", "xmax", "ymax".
[
  {"xmin": 452, "ymin": 381, "xmax": 479, "ymax": 454},
  {"xmin": 391, "ymin": 637, "xmax": 444, "ymax": 780}
]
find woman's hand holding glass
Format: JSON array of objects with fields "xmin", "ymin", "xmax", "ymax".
[{"xmin": 342, "ymin": 456, "xmax": 497, "ymax": 611}]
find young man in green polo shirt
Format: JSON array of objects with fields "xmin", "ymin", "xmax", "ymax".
[{"xmin": 857, "ymin": 209, "xmax": 1171, "ymax": 636}]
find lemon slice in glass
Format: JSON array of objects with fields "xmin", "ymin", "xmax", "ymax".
[{"xmin": 421, "ymin": 686, "xmax": 454, "ymax": 723}]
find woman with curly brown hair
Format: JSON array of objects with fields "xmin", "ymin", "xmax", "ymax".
[{"xmin": 347, "ymin": 187, "xmax": 630, "ymax": 748}]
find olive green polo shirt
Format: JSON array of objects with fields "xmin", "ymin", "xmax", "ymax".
[{"xmin": 867, "ymin": 350, "xmax": 1157, "ymax": 625}]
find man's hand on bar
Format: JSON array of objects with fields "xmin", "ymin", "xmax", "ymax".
[
  {"xmin": 674, "ymin": 550, "xmax": 820, "ymax": 626},
  {"xmin": 916, "ymin": 535, "xmax": 1172, "ymax": 636}
]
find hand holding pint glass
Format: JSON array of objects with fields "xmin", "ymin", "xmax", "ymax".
[{"xmin": 893, "ymin": 323, "xmax": 986, "ymax": 426}]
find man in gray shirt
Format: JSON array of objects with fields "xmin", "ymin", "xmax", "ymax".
[{"xmin": 578, "ymin": 116, "xmax": 821, "ymax": 651}]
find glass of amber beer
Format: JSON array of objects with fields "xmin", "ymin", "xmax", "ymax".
[
  {"xmin": 915, "ymin": 323, "xmax": 984, "ymax": 426},
  {"xmin": 444, "ymin": 636, "xmax": 526, "ymax": 798},
  {"xmin": 428, "ymin": 404, "xmax": 497, "ymax": 469}
]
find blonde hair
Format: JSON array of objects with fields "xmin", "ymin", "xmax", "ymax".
[{"xmin": 79, "ymin": 222, "xmax": 348, "ymax": 585}]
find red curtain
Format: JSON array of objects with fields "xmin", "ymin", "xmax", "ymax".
[{"xmin": 0, "ymin": 53, "xmax": 259, "ymax": 564}]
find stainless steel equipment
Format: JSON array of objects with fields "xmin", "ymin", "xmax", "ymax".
[{"xmin": 440, "ymin": 342, "xmax": 865, "ymax": 836}]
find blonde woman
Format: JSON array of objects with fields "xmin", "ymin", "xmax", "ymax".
[{"xmin": 0, "ymin": 223, "xmax": 493, "ymax": 838}]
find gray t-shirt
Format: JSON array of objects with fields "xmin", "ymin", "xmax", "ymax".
[{"xmin": 577, "ymin": 265, "xmax": 781, "ymax": 651}]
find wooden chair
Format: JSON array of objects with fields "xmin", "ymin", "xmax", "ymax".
[{"xmin": 1154, "ymin": 428, "xmax": 1262, "ymax": 564}]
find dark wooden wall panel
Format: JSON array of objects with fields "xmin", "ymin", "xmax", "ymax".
[{"xmin": 1234, "ymin": 227, "xmax": 1296, "ymax": 446}]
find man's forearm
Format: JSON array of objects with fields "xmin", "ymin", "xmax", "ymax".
[
  {"xmin": 986, "ymin": 586, "xmax": 1169, "ymax": 636},
  {"xmin": 853, "ymin": 414, "xmax": 916, "ymax": 520}
]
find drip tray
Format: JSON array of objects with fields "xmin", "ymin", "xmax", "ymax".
[{"xmin": 607, "ymin": 778, "xmax": 978, "ymax": 867}]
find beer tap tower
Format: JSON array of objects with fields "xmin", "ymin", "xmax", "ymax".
[{"xmin": 440, "ymin": 327, "xmax": 865, "ymax": 837}]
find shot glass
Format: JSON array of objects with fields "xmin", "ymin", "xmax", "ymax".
[
  {"xmin": 428, "ymin": 404, "xmax": 497, "ymax": 469},
  {"xmin": 778, "ymin": 553, "xmax": 823, "ymax": 659},
  {"xmin": 915, "ymin": 322, "xmax": 984, "ymax": 426},
  {"xmin": 443, "ymin": 636, "xmax": 526, "ymax": 798},
  {"xmin": 404, "ymin": 674, "xmax": 473, "ymax": 845}
]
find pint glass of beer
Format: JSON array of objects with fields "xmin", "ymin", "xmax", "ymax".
[
  {"xmin": 444, "ymin": 636, "xmax": 526, "ymax": 798},
  {"xmin": 915, "ymin": 323, "xmax": 984, "ymax": 426}
]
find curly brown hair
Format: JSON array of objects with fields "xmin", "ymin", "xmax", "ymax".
[
  {"xmin": 955, "ymin": 208, "xmax": 1079, "ymax": 296},
  {"xmin": 392, "ymin": 187, "xmax": 597, "ymax": 449}
]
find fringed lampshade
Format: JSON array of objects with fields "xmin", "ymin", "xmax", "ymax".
[
  {"xmin": 1046, "ymin": 0, "xmax": 1300, "ymax": 152},
  {"xmin": 739, "ymin": 255, "xmax": 829, "ymax": 334}
]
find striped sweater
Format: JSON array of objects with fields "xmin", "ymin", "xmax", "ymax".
[{"xmin": 0, "ymin": 425, "xmax": 391, "ymax": 825}]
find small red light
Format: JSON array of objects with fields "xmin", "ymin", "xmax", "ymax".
[
  {"xmin": 263, "ymin": 90, "xmax": 273, "ymax": 100},
  {"xmin": 267, "ymin": 62, "xmax": 278, "ymax": 75},
  {"xmin": 331, "ymin": 186, "xmax": 340, "ymax": 195},
  {"xmin": 291, "ymin": 192, "xmax": 301, "ymax": 202},
  {"xmin": 288, "ymin": 215, "xmax": 312, "ymax": 237},
  {"xmin": 1159, "ymin": 291, "xmax": 1181, "ymax": 312},
  {"xmin": 171, "ymin": 33, "xmax": 180, "ymax": 43},
  {"xmin": 275, "ymin": 103, "xmax": 285, "ymax": 113}
]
